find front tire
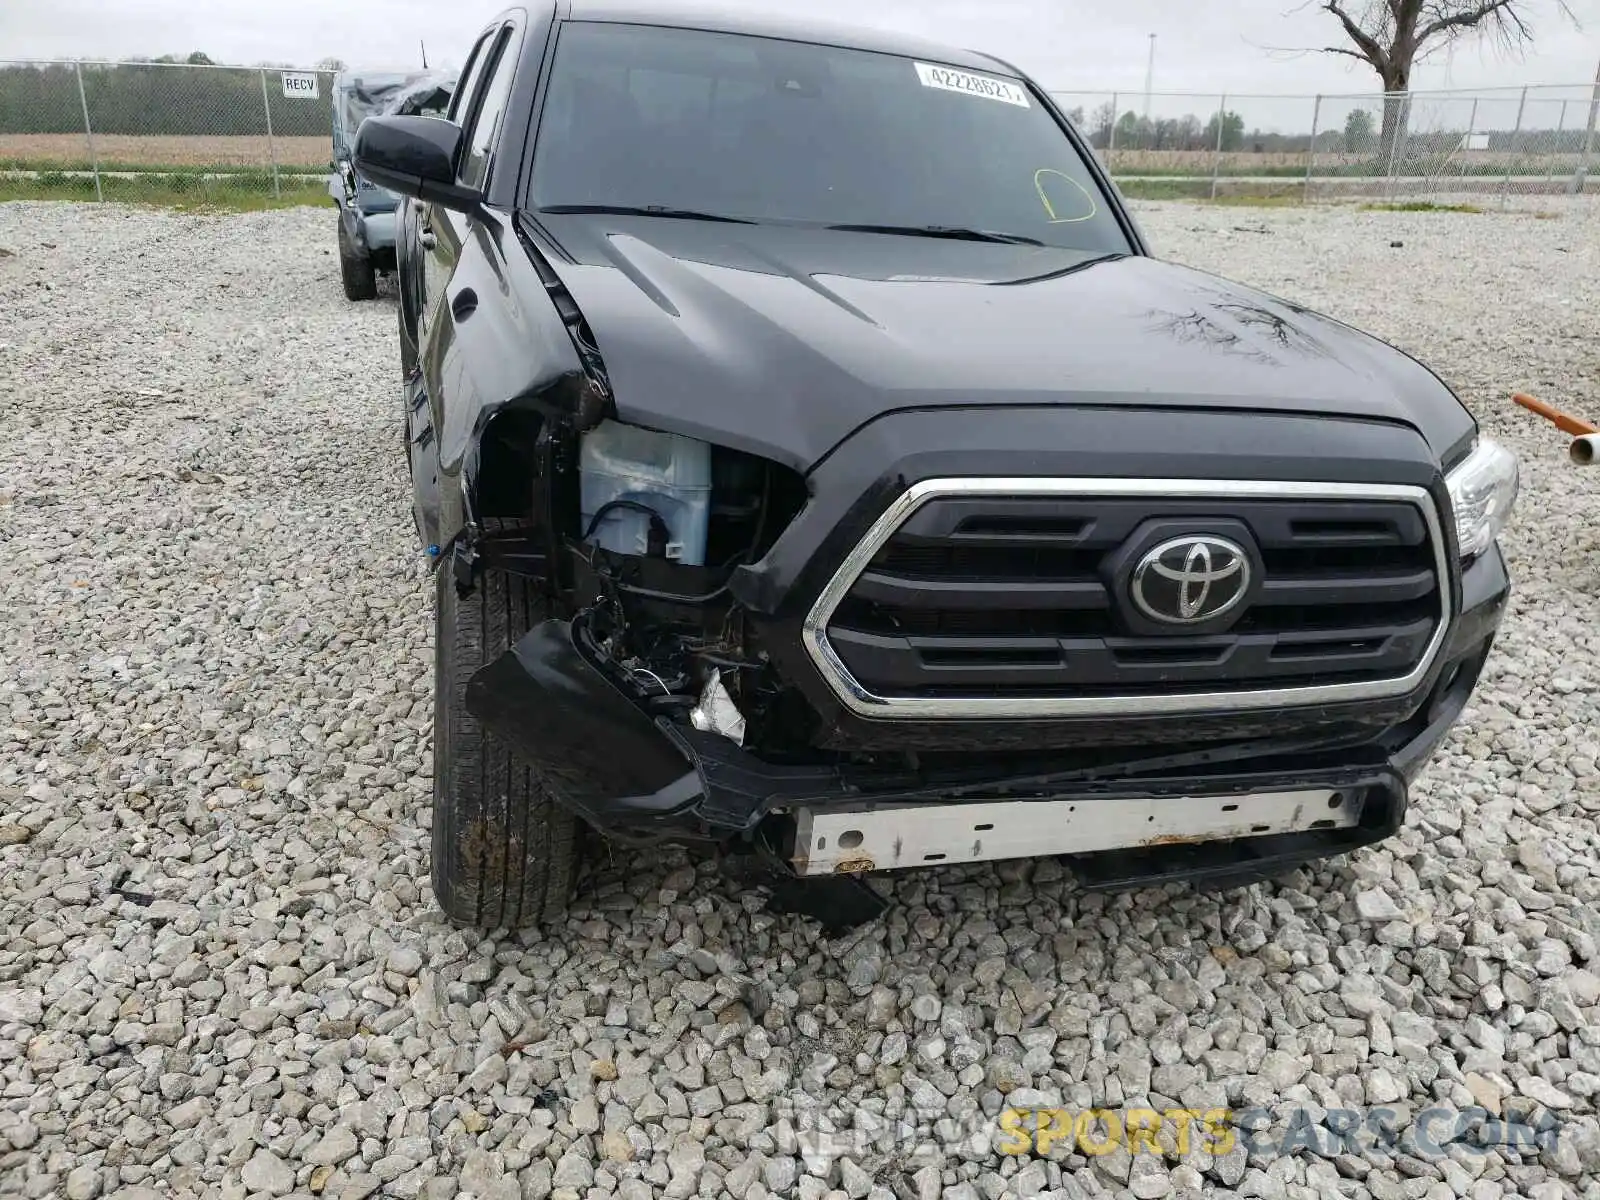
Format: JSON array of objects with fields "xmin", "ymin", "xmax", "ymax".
[
  {"xmin": 337, "ymin": 215, "xmax": 378, "ymax": 301},
  {"xmin": 431, "ymin": 539, "xmax": 581, "ymax": 927}
]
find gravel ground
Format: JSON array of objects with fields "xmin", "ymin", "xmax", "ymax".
[{"xmin": 1, "ymin": 198, "xmax": 1598, "ymax": 1200}]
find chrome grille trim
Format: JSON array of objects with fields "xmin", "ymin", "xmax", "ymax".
[{"xmin": 800, "ymin": 477, "xmax": 1453, "ymax": 719}]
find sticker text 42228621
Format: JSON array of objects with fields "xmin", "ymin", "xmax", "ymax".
[{"xmin": 913, "ymin": 63, "xmax": 1030, "ymax": 108}]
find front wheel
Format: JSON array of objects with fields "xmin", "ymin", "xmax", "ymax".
[{"xmin": 431, "ymin": 538, "xmax": 581, "ymax": 928}]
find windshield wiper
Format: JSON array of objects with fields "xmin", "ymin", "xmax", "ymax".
[
  {"xmin": 826, "ymin": 223, "xmax": 1044, "ymax": 246},
  {"xmin": 535, "ymin": 204, "xmax": 756, "ymax": 224}
]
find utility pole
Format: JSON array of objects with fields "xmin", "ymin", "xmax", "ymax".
[{"xmin": 1143, "ymin": 33, "xmax": 1156, "ymax": 120}]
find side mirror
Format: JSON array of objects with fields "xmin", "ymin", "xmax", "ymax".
[{"xmin": 353, "ymin": 115, "xmax": 483, "ymax": 215}]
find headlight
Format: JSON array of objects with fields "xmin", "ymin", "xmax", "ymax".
[{"xmin": 1445, "ymin": 436, "xmax": 1518, "ymax": 560}]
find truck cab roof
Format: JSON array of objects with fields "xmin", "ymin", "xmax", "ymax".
[{"xmin": 559, "ymin": 0, "xmax": 1023, "ymax": 79}]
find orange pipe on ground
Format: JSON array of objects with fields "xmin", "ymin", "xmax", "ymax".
[{"xmin": 1513, "ymin": 392, "xmax": 1598, "ymax": 437}]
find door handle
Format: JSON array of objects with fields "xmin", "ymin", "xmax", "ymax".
[{"xmin": 418, "ymin": 226, "xmax": 437, "ymax": 251}]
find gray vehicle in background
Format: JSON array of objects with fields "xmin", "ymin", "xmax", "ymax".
[{"xmin": 329, "ymin": 70, "xmax": 455, "ymax": 300}]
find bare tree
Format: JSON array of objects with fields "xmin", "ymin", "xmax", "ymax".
[
  {"xmin": 1315, "ymin": 1, "xmax": 1566, "ymax": 160},
  {"xmin": 1090, "ymin": 101, "xmax": 1116, "ymax": 148}
]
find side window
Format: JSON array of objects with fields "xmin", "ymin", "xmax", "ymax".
[
  {"xmin": 448, "ymin": 29, "xmax": 497, "ymax": 125},
  {"xmin": 459, "ymin": 29, "xmax": 519, "ymax": 189}
]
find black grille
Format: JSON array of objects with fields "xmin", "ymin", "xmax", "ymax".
[{"xmin": 825, "ymin": 494, "xmax": 1443, "ymax": 700}]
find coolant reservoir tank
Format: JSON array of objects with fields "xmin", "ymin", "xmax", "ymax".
[{"xmin": 579, "ymin": 421, "xmax": 713, "ymax": 566}]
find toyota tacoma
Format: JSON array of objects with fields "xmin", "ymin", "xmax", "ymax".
[{"xmin": 354, "ymin": 1, "xmax": 1516, "ymax": 928}]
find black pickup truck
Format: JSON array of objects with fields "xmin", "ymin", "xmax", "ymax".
[{"xmin": 354, "ymin": 1, "xmax": 1516, "ymax": 929}]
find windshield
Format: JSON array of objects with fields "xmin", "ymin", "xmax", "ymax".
[{"xmin": 529, "ymin": 22, "xmax": 1131, "ymax": 254}]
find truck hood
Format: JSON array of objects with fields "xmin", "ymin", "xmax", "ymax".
[{"xmin": 530, "ymin": 215, "xmax": 1474, "ymax": 473}]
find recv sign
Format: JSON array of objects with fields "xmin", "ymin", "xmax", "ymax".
[{"xmin": 281, "ymin": 72, "xmax": 320, "ymax": 100}]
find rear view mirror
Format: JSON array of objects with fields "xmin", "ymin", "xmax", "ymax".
[{"xmin": 353, "ymin": 115, "xmax": 483, "ymax": 215}]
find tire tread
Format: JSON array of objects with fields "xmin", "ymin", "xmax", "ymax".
[
  {"xmin": 338, "ymin": 215, "xmax": 379, "ymax": 302},
  {"xmin": 432, "ymin": 520, "xmax": 578, "ymax": 928}
]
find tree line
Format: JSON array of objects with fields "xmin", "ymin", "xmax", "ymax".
[
  {"xmin": 1058, "ymin": 102, "xmax": 1595, "ymax": 157},
  {"xmin": 0, "ymin": 58, "xmax": 333, "ymax": 137}
]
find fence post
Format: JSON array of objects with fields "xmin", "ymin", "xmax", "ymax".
[
  {"xmin": 1547, "ymin": 100, "xmax": 1567, "ymax": 187},
  {"xmin": 73, "ymin": 60, "xmax": 102, "ymax": 203},
  {"xmin": 1304, "ymin": 95, "xmax": 1322, "ymax": 203},
  {"xmin": 1501, "ymin": 85, "xmax": 1527, "ymax": 209},
  {"xmin": 1383, "ymin": 92, "xmax": 1405, "ymax": 203},
  {"xmin": 259, "ymin": 68, "xmax": 281, "ymax": 198},
  {"xmin": 1210, "ymin": 94, "xmax": 1226, "ymax": 200},
  {"xmin": 1573, "ymin": 59, "xmax": 1600, "ymax": 194}
]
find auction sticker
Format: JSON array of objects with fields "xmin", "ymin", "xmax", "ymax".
[{"xmin": 914, "ymin": 63, "xmax": 1029, "ymax": 108}]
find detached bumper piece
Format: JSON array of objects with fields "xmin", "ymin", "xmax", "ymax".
[
  {"xmin": 463, "ymin": 621, "xmax": 707, "ymax": 833},
  {"xmin": 463, "ymin": 620, "xmax": 844, "ymax": 841}
]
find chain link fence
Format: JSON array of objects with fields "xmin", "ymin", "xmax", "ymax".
[
  {"xmin": 3, "ymin": 59, "xmax": 1598, "ymax": 212},
  {"xmin": 1051, "ymin": 82, "xmax": 1600, "ymax": 211},
  {"xmin": 0, "ymin": 59, "xmax": 337, "ymax": 204}
]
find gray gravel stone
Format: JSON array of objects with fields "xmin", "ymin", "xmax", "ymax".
[
  {"xmin": 241, "ymin": 1149, "xmax": 295, "ymax": 1196},
  {"xmin": 1355, "ymin": 889, "xmax": 1406, "ymax": 922},
  {"xmin": 0, "ymin": 988, "xmax": 43, "ymax": 1025},
  {"xmin": 64, "ymin": 1167, "xmax": 102, "ymax": 1200},
  {"xmin": 1129, "ymin": 1157, "xmax": 1172, "ymax": 1199},
  {"xmin": 569, "ymin": 1095, "xmax": 600, "ymax": 1134},
  {"xmin": 387, "ymin": 945, "xmax": 424, "ymax": 976},
  {"xmin": 726, "ymin": 1155, "xmax": 766, "ymax": 1199},
  {"xmin": 551, "ymin": 1152, "xmax": 593, "ymax": 1189},
  {"xmin": 306, "ymin": 1125, "xmax": 359, "ymax": 1166},
  {"xmin": 1012, "ymin": 1162, "xmax": 1048, "ymax": 1197},
  {"xmin": 764, "ymin": 1156, "xmax": 799, "ymax": 1194},
  {"xmin": 839, "ymin": 1158, "xmax": 873, "ymax": 1198},
  {"xmin": 1518, "ymin": 1077, "xmax": 1574, "ymax": 1109}
]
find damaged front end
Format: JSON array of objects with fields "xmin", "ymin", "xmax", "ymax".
[
  {"xmin": 417, "ymin": 213, "xmax": 1442, "ymax": 922},
  {"xmin": 440, "ymin": 403, "xmax": 826, "ymax": 837},
  {"xmin": 424, "ymin": 214, "xmax": 841, "ymax": 855},
  {"xmin": 460, "ymin": 614, "xmax": 1415, "ymax": 894},
  {"xmin": 463, "ymin": 617, "xmax": 839, "ymax": 841}
]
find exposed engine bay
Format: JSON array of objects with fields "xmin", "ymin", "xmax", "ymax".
[{"xmin": 566, "ymin": 427, "xmax": 812, "ymax": 756}]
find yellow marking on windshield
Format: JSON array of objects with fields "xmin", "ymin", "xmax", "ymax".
[{"xmin": 1034, "ymin": 169, "xmax": 1098, "ymax": 223}]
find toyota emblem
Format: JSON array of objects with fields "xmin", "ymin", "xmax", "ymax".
[{"xmin": 1131, "ymin": 535, "xmax": 1251, "ymax": 624}]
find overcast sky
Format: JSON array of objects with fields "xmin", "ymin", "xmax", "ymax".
[{"xmin": 4, "ymin": 0, "xmax": 1597, "ymax": 105}]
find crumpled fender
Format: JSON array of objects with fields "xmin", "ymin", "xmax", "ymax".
[{"xmin": 417, "ymin": 211, "xmax": 606, "ymax": 548}]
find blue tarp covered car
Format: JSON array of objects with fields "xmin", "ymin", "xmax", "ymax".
[{"xmin": 330, "ymin": 70, "xmax": 454, "ymax": 300}]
